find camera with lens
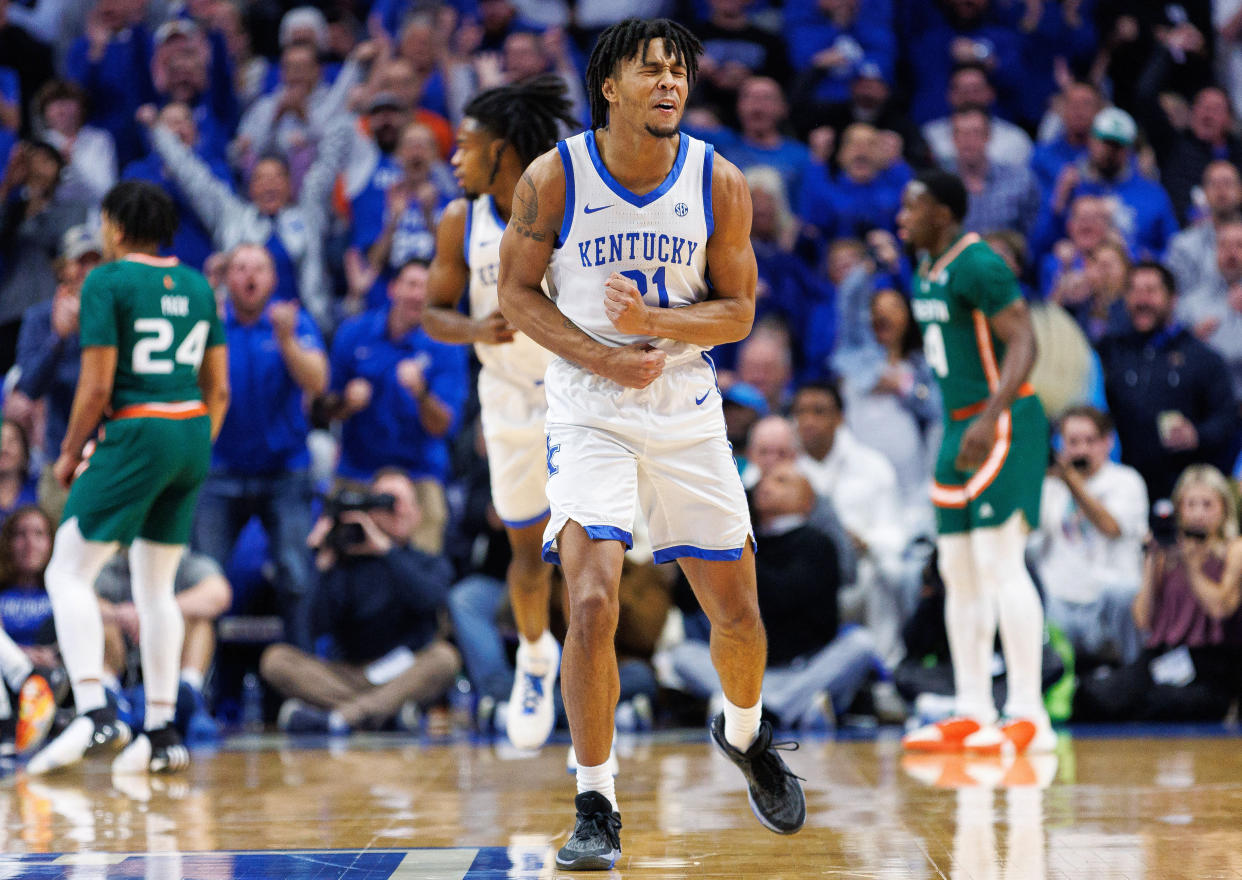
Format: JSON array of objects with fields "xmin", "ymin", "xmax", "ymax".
[
  {"xmin": 1150, "ymin": 499, "xmax": 1178, "ymax": 548},
  {"xmin": 1149, "ymin": 498, "xmax": 1209, "ymax": 549},
  {"xmin": 322, "ymin": 490, "xmax": 396, "ymax": 553}
]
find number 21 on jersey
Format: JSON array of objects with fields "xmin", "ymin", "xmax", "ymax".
[{"xmin": 619, "ymin": 267, "xmax": 669, "ymax": 307}]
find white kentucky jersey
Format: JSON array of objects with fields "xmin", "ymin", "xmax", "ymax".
[
  {"xmin": 465, "ymin": 194, "xmax": 553, "ymax": 385},
  {"xmin": 548, "ymin": 130, "xmax": 714, "ymax": 362}
]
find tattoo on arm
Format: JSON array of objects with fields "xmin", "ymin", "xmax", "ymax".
[
  {"xmin": 511, "ymin": 172, "xmax": 547, "ymax": 242},
  {"xmin": 563, "ymin": 317, "xmax": 578, "ymax": 330}
]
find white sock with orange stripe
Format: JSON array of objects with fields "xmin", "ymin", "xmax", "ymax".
[
  {"xmin": 130, "ymin": 539, "xmax": 186, "ymax": 731},
  {"xmin": 937, "ymin": 533, "xmax": 997, "ymax": 723},
  {"xmin": 44, "ymin": 519, "xmax": 119, "ymax": 714},
  {"xmin": 971, "ymin": 513, "xmax": 1045, "ymax": 721}
]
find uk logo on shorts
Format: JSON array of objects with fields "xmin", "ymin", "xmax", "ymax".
[
  {"xmin": 674, "ymin": 202, "xmax": 689, "ymax": 217},
  {"xmin": 546, "ymin": 435, "xmax": 561, "ymax": 477}
]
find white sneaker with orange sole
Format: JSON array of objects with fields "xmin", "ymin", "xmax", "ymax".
[
  {"xmin": 964, "ymin": 717, "xmax": 1057, "ymax": 756},
  {"xmin": 901, "ymin": 716, "xmax": 986, "ymax": 753}
]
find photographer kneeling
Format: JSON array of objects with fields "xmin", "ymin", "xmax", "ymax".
[
  {"xmin": 1031, "ymin": 406, "xmax": 1149, "ymax": 667},
  {"xmin": 260, "ymin": 469, "xmax": 460, "ymax": 733},
  {"xmin": 1073, "ymin": 465, "xmax": 1242, "ymax": 722}
]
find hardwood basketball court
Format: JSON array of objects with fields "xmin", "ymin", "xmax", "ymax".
[{"xmin": 1, "ymin": 726, "xmax": 1239, "ymax": 878}]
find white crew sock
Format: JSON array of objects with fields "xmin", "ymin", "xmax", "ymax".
[
  {"xmin": 576, "ymin": 761, "xmax": 618, "ymax": 813},
  {"xmin": 180, "ymin": 668, "xmax": 204, "ymax": 693},
  {"xmin": 973, "ymin": 514, "xmax": 1046, "ymax": 721},
  {"xmin": 129, "ymin": 539, "xmax": 186, "ymax": 730},
  {"xmin": 722, "ymin": 693, "xmax": 762, "ymax": 752},
  {"xmin": 938, "ymin": 533, "xmax": 998, "ymax": 723},
  {"xmin": 0, "ymin": 627, "xmax": 33, "ymax": 690},
  {"xmin": 518, "ymin": 631, "xmax": 550, "ymax": 657},
  {"xmin": 43, "ymin": 519, "xmax": 119, "ymax": 714}
]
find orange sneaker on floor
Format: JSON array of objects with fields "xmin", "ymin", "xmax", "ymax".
[
  {"xmin": 964, "ymin": 717, "xmax": 1056, "ymax": 756},
  {"xmin": 16, "ymin": 673, "xmax": 57, "ymax": 754},
  {"xmin": 1000, "ymin": 717, "xmax": 1057, "ymax": 753},
  {"xmin": 901, "ymin": 717, "xmax": 982, "ymax": 752}
]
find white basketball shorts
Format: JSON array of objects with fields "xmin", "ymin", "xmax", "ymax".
[
  {"xmin": 478, "ymin": 367, "xmax": 550, "ymax": 528},
  {"xmin": 541, "ymin": 352, "xmax": 753, "ymax": 564}
]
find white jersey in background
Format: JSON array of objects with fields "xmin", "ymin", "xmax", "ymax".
[
  {"xmin": 466, "ymin": 194, "xmax": 555, "ymax": 386},
  {"xmin": 464, "ymin": 194, "xmax": 554, "ymax": 527},
  {"xmin": 548, "ymin": 130, "xmax": 713, "ymax": 366}
]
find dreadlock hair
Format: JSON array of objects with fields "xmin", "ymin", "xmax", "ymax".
[
  {"xmin": 463, "ymin": 74, "xmax": 578, "ymax": 170},
  {"xmin": 586, "ymin": 18, "xmax": 703, "ymax": 131}
]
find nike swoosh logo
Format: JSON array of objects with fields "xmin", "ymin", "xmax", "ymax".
[
  {"xmin": 584, "ymin": 204, "xmax": 613, "ymax": 214},
  {"xmin": 695, "ymin": 390, "xmax": 711, "ymax": 405}
]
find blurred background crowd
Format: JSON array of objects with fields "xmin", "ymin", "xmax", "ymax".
[{"xmin": 2, "ymin": 0, "xmax": 1242, "ymax": 742}]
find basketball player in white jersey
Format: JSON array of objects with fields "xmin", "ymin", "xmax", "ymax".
[
  {"xmin": 424, "ymin": 77, "xmax": 577, "ymax": 752},
  {"xmin": 497, "ymin": 18, "xmax": 805, "ymax": 870}
]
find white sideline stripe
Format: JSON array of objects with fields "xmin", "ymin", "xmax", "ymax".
[
  {"xmin": 54, "ymin": 854, "xmax": 129, "ymax": 865},
  {"xmin": 389, "ymin": 849, "xmax": 479, "ymax": 879}
]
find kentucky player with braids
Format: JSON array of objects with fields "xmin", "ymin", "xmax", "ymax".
[
  {"xmin": 896, "ymin": 170, "xmax": 1055, "ymax": 756},
  {"xmin": 28, "ymin": 181, "xmax": 229, "ymax": 776},
  {"xmin": 499, "ymin": 18, "xmax": 805, "ymax": 870},
  {"xmin": 424, "ymin": 75, "xmax": 577, "ymax": 751}
]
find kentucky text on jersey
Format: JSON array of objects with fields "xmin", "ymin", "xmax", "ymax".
[
  {"xmin": 576, "ymin": 232, "xmax": 700, "ymax": 268},
  {"xmin": 550, "ymin": 130, "xmax": 713, "ymax": 352}
]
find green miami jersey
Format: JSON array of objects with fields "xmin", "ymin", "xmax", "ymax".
[
  {"xmin": 65, "ymin": 255, "xmax": 224, "ymax": 545},
  {"xmin": 910, "ymin": 236, "xmax": 1019, "ymax": 415},
  {"xmin": 80, "ymin": 256, "xmax": 224, "ymax": 410},
  {"xmin": 910, "ymin": 234, "xmax": 1047, "ymax": 534}
]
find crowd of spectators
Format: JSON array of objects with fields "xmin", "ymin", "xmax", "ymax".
[{"xmin": 2, "ymin": 0, "xmax": 1242, "ymax": 735}]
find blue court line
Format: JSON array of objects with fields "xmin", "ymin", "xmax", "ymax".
[{"xmin": 0, "ymin": 846, "xmax": 554, "ymax": 880}]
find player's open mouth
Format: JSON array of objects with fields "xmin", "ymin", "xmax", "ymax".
[{"xmin": 653, "ymin": 101, "xmax": 677, "ymax": 112}]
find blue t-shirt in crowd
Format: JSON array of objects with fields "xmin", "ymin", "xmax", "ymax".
[
  {"xmin": 905, "ymin": 12, "xmax": 1024, "ymax": 125},
  {"xmin": 213, "ymin": 304, "xmax": 324, "ymax": 475},
  {"xmin": 799, "ymin": 161, "xmax": 908, "ymax": 242},
  {"xmin": 1015, "ymin": 4, "xmax": 1095, "ymax": 128},
  {"xmin": 350, "ymin": 155, "xmax": 450, "ymax": 310},
  {"xmin": 710, "ymin": 242, "xmax": 827, "ymax": 373},
  {"xmin": 0, "ymin": 584, "xmax": 53, "ymax": 647},
  {"xmin": 16, "ymin": 299, "xmax": 80, "ymax": 461},
  {"xmin": 1031, "ymin": 165, "xmax": 1182, "ymax": 262},
  {"xmin": 0, "ymin": 70, "xmax": 12, "ymax": 289},
  {"xmin": 66, "ymin": 25, "xmax": 157, "ymax": 167},
  {"xmin": 330, "ymin": 307, "xmax": 468, "ymax": 483},
  {"xmin": 0, "ymin": 67, "xmax": 18, "ymax": 108},
  {"xmin": 1030, "ymin": 136, "xmax": 1086, "ymax": 192},
  {"xmin": 708, "ymin": 128, "xmax": 812, "ymax": 203},
  {"xmin": 782, "ymin": 13, "xmax": 896, "ymax": 105}
]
